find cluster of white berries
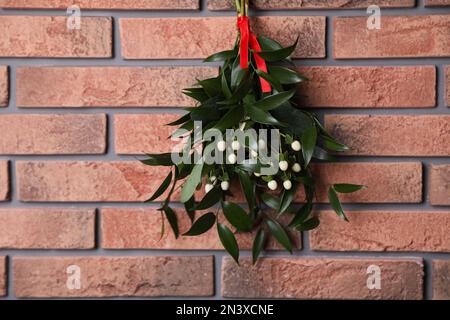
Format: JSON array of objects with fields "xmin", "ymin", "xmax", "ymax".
[{"xmin": 205, "ymin": 175, "xmax": 230, "ymax": 193}]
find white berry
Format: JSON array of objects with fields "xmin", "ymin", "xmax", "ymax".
[
  {"xmin": 205, "ymin": 183, "xmax": 214, "ymax": 193},
  {"xmin": 254, "ymin": 172, "xmax": 261, "ymax": 177},
  {"xmin": 292, "ymin": 163, "xmax": 301, "ymax": 173},
  {"xmin": 221, "ymin": 181, "xmax": 230, "ymax": 191},
  {"xmin": 291, "ymin": 140, "xmax": 301, "ymax": 151},
  {"xmin": 228, "ymin": 153, "xmax": 237, "ymax": 164},
  {"xmin": 231, "ymin": 140, "xmax": 240, "ymax": 151},
  {"xmin": 251, "ymin": 150, "xmax": 258, "ymax": 158},
  {"xmin": 283, "ymin": 180, "xmax": 292, "ymax": 190},
  {"xmin": 267, "ymin": 180, "xmax": 278, "ymax": 191},
  {"xmin": 279, "ymin": 160, "xmax": 289, "ymax": 171},
  {"xmin": 258, "ymin": 139, "xmax": 266, "ymax": 150},
  {"xmin": 210, "ymin": 176, "xmax": 217, "ymax": 182},
  {"xmin": 217, "ymin": 141, "xmax": 226, "ymax": 152}
]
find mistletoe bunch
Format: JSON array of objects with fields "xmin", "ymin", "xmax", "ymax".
[{"xmin": 141, "ymin": 0, "xmax": 365, "ymax": 263}]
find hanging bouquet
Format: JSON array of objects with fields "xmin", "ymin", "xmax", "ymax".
[{"xmin": 141, "ymin": 0, "xmax": 365, "ymax": 263}]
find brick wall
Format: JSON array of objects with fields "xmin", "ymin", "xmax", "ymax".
[{"xmin": 0, "ymin": 0, "xmax": 449, "ymax": 300}]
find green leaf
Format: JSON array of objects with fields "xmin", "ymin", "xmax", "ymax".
[
  {"xmin": 255, "ymin": 70, "xmax": 283, "ymax": 92},
  {"xmin": 253, "ymin": 89, "xmax": 296, "ymax": 111},
  {"xmin": 246, "ymin": 104, "xmax": 286, "ymax": 127},
  {"xmin": 195, "ymin": 186, "xmax": 223, "ymax": 210},
  {"xmin": 261, "ymin": 193, "xmax": 280, "ymax": 210},
  {"xmin": 333, "ymin": 184, "xmax": 367, "ymax": 194},
  {"xmin": 271, "ymin": 103, "xmax": 313, "ymax": 136},
  {"xmin": 166, "ymin": 113, "xmax": 190, "ymax": 126},
  {"xmin": 301, "ymin": 126, "xmax": 318, "ymax": 166},
  {"xmin": 313, "ymin": 147, "xmax": 337, "ymax": 162},
  {"xmin": 258, "ymin": 37, "xmax": 298, "ymax": 62},
  {"xmin": 146, "ymin": 170, "xmax": 172, "ymax": 202},
  {"xmin": 222, "ymin": 201, "xmax": 253, "ymax": 232},
  {"xmin": 184, "ymin": 196, "xmax": 196, "ymax": 222},
  {"xmin": 288, "ymin": 202, "xmax": 313, "ymax": 228},
  {"xmin": 182, "ymin": 88, "xmax": 209, "ymax": 103},
  {"xmin": 180, "ymin": 162, "xmax": 204, "ymax": 203},
  {"xmin": 221, "ymin": 71, "xmax": 232, "ymax": 99},
  {"xmin": 183, "ymin": 212, "xmax": 216, "ymax": 236},
  {"xmin": 267, "ymin": 66, "xmax": 308, "ymax": 84},
  {"xmin": 217, "ymin": 223, "xmax": 240, "ymax": 264},
  {"xmin": 213, "ymin": 106, "xmax": 244, "ymax": 132},
  {"xmin": 162, "ymin": 206, "xmax": 179, "ymax": 239},
  {"xmin": 190, "ymin": 106, "xmax": 221, "ymax": 122},
  {"xmin": 328, "ymin": 187, "xmax": 349, "ymax": 222},
  {"xmin": 266, "ymin": 219, "xmax": 292, "ymax": 253},
  {"xmin": 322, "ymin": 135, "xmax": 350, "ymax": 152},
  {"xmin": 252, "ymin": 229, "xmax": 266, "ymax": 264},
  {"xmin": 204, "ymin": 50, "xmax": 235, "ymax": 62},
  {"xmin": 295, "ymin": 217, "xmax": 320, "ymax": 231},
  {"xmin": 198, "ymin": 77, "xmax": 221, "ymax": 97},
  {"xmin": 258, "ymin": 36, "xmax": 283, "ymax": 51},
  {"xmin": 231, "ymin": 56, "xmax": 246, "ymax": 89},
  {"xmin": 237, "ymin": 171, "xmax": 256, "ymax": 211},
  {"xmin": 140, "ymin": 153, "xmax": 175, "ymax": 167},
  {"xmin": 278, "ymin": 188, "xmax": 295, "ymax": 215}
]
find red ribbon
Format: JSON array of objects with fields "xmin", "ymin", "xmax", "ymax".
[{"xmin": 237, "ymin": 16, "xmax": 271, "ymax": 93}]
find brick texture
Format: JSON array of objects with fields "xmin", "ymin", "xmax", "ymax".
[
  {"xmin": 429, "ymin": 165, "xmax": 450, "ymax": 205},
  {"xmin": 0, "ymin": 16, "xmax": 112, "ymax": 58},
  {"xmin": 0, "ymin": 161, "xmax": 9, "ymax": 202},
  {"xmin": 425, "ymin": 0, "xmax": 450, "ymax": 6},
  {"xmin": 433, "ymin": 260, "xmax": 450, "ymax": 300},
  {"xmin": 447, "ymin": 66, "xmax": 450, "ymax": 107},
  {"xmin": 120, "ymin": 16, "xmax": 325, "ymax": 59},
  {"xmin": 334, "ymin": 15, "xmax": 450, "ymax": 58},
  {"xmin": 299, "ymin": 66, "xmax": 436, "ymax": 108},
  {"xmin": 222, "ymin": 257, "xmax": 424, "ymax": 299},
  {"xmin": 16, "ymin": 67, "xmax": 216, "ymax": 108},
  {"xmin": 0, "ymin": 66, "xmax": 8, "ymax": 107},
  {"xmin": 0, "ymin": 208, "xmax": 95, "ymax": 249},
  {"xmin": 311, "ymin": 211, "xmax": 450, "ymax": 252},
  {"xmin": 101, "ymin": 208, "xmax": 300, "ymax": 250},
  {"xmin": 0, "ymin": 114, "xmax": 106, "ymax": 155},
  {"xmin": 208, "ymin": 0, "xmax": 415, "ymax": 10},
  {"xmin": 325, "ymin": 115, "xmax": 450, "ymax": 156},
  {"xmin": 0, "ymin": 257, "xmax": 5, "ymax": 297},
  {"xmin": 13, "ymin": 256, "xmax": 214, "ymax": 298},
  {"xmin": 0, "ymin": 0, "xmax": 200, "ymax": 10},
  {"xmin": 114, "ymin": 114, "xmax": 181, "ymax": 154},
  {"xmin": 16, "ymin": 161, "xmax": 177, "ymax": 202}
]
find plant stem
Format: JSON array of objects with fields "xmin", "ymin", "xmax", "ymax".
[{"xmin": 234, "ymin": 0, "xmax": 241, "ymax": 15}]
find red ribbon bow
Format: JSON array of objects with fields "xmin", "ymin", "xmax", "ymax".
[{"xmin": 237, "ymin": 16, "xmax": 271, "ymax": 93}]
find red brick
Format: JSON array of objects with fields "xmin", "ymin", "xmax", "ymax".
[
  {"xmin": 101, "ymin": 208, "xmax": 300, "ymax": 250},
  {"xmin": 334, "ymin": 15, "xmax": 450, "ymax": 58},
  {"xmin": 0, "ymin": 16, "xmax": 112, "ymax": 58},
  {"xmin": 0, "ymin": 114, "xmax": 106, "ymax": 155},
  {"xmin": 0, "ymin": 161, "xmax": 9, "ymax": 201},
  {"xmin": 13, "ymin": 256, "xmax": 214, "ymax": 298},
  {"xmin": 299, "ymin": 66, "xmax": 436, "ymax": 108},
  {"xmin": 310, "ymin": 163, "xmax": 422, "ymax": 203},
  {"xmin": 0, "ymin": 66, "xmax": 8, "ymax": 107},
  {"xmin": 120, "ymin": 16, "xmax": 325, "ymax": 59},
  {"xmin": 0, "ymin": 257, "xmax": 5, "ymax": 297},
  {"xmin": 429, "ymin": 165, "xmax": 450, "ymax": 205},
  {"xmin": 114, "ymin": 114, "xmax": 181, "ymax": 155},
  {"xmin": 447, "ymin": 66, "xmax": 450, "ymax": 107},
  {"xmin": 311, "ymin": 211, "xmax": 450, "ymax": 252},
  {"xmin": 425, "ymin": 0, "xmax": 450, "ymax": 6},
  {"xmin": 0, "ymin": 0, "xmax": 199, "ymax": 9},
  {"xmin": 325, "ymin": 115, "xmax": 450, "ymax": 156},
  {"xmin": 222, "ymin": 257, "xmax": 423, "ymax": 299},
  {"xmin": 16, "ymin": 161, "xmax": 178, "ymax": 202},
  {"xmin": 0, "ymin": 208, "xmax": 95, "ymax": 249},
  {"xmin": 433, "ymin": 260, "xmax": 450, "ymax": 300},
  {"xmin": 209, "ymin": 0, "xmax": 415, "ymax": 10},
  {"xmin": 16, "ymin": 67, "xmax": 216, "ymax": 108}
]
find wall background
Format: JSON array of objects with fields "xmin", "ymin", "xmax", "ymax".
[{"xmin": 0, "ymin": 0, "xmax": 449, "ymax": 299}]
